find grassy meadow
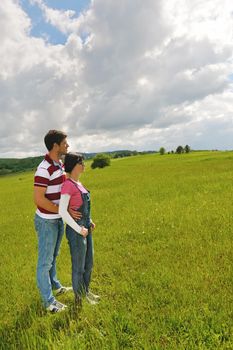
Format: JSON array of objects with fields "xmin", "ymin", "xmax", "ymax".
[{"xmin": 0, "ymin": 151, "xmax": 232, "ymax": 349}]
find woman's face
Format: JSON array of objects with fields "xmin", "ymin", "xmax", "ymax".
[{"xmin": 71, "ymin": 161, "xmax": 85, "ymax": 177}]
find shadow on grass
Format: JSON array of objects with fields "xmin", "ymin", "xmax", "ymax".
[{"xmin": 0, "ymin": 299, "xmax": 81, "ymax": 350}]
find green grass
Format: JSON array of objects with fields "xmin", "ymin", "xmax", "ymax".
[{"xmin": 0, "ymin": 152, "xmax": 232, "ymax": 349}]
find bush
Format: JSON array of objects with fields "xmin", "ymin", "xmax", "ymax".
[
  {"xmin": 159, "ymin": 147, "xmax": 166, "ymax": 155},
  {"xmin": 176, "ymin": 145, "xmax": 184, "ymax": 154},
  {"xmin": 184, "ymin": 145, "xmax": 191, "ymax": 153},
  {"xmin": 91, "ymin": 153, "xmax": 111, "ymax": 169}
]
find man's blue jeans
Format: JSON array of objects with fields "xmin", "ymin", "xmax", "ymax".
[
  {"xmin": 34, "ymin": 214, "xmax": 64, "ymax": 307},
  {"xmin": 66, "ymin": 225, "xmax": 93, "ymax": 296}
]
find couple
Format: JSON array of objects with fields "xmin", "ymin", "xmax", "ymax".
[{"xmin": 34, "ymin": 130, "xmax": 100, "ymax": 313}]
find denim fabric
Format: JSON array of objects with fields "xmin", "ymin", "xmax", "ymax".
[
  {"xmin": 66, "ymin": 189, "xmax": 93, "ymax": 296},
  {"xmin": 66, "ymin": 226, "xmax": 93, "ymax": 296},
  {"xmin": 34, "ymin": 214, "xmax": 64, "ymax": 307}
]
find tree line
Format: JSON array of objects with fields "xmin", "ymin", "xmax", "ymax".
[
  {"xmin": 0, "ymin": 150, "xmax": 155, "ymax": 175},
  {"xmin": 0, "ymin": 147, "xmax": 194, "ymax": 175},
  {"xmin": 159, "ymin": 145, "xmax": 191, "ymax": 155}
]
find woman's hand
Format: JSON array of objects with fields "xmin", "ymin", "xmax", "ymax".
[
  {"xmin": 81, "ymin": 226, "xmax": 88, "ymax": 237},
  {"xmin": 90, "ymin": 222, "xmax": 96, "ymax": 232}
]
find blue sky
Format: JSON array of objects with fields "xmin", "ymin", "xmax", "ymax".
[{"xmin": 20, "ymin": 0, "xmax": 90, "ymax": 44}]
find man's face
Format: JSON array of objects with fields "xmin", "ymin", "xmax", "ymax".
[{"xmin": 58, "ymin": 138, "xmax": 69, "ymax": 155}]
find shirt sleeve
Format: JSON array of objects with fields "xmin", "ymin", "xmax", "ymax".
[
  {"xmin": 34, "ymin": 167, "xmax": 50, "ymax": 188},
  {"xmin": 59, "ymin": 194, "xmax": 82, "ymax": 234},
  {"xmin": 61, "ymin": 180, "xmax": 74, "ymax": 196}
]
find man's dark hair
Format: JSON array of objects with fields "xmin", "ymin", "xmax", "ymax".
[
  {"xmin": 64, "ymin": 152, "xmax": 84, "ymax": 173},
  {"xmin": 44, "ymin": 130, "xmax": 67, "ymax": 151}
]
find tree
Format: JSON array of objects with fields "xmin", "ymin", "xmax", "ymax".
[
  {"xmin": 176, "ymin": 145, "xmax": 184, "ymax": 154},
  {"xmin": 184, "ymin": 145, "xmax": 191, "ymax": 153},
  {"xmin": 159, "ymin": 147, "xmax": 166, "ymax": 155},
  {"xmin": 91, "ymin": 153, "xmax": 111, "ymax": 169}
]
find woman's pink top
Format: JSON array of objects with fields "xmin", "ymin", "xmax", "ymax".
[{"xmin": 61, "ymin": 179, "xmax": 88, "ymax": 210}]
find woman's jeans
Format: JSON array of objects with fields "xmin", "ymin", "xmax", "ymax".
[
  {"xmin": 34, "ymin": 214, "xmax": 64, "ymax": 307},
  {"xmin": 66, "ymin": 225, "xmax": 94, "ymax": 297}
]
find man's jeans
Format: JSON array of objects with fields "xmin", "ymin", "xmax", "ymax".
[
  {"xmin": 34, "ymin": 214, "xmax": 64, "ymax": 307},
  {"xmin": 66, "ymin": 225, "xmax": 93, "ymax": 296}
]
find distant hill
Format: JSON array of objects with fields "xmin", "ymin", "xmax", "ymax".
[
  {"xmin": 0, "ymin": 156, "xmax": 44, "ymax": 176},
  {"xmin": 0, "ymin": 150, "xmax": 156, "ymax": 175}
]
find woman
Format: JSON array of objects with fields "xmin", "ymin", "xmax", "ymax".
[{"xmin": 59, "ymin": 152, "xmax": 100, "ymax": 307}]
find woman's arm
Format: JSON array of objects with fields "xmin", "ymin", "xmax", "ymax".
[{"xmin": 59, "ymin": 194, "xmax": 84, "ymax": 235}]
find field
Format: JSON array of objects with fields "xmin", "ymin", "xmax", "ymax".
[{"xmin": 0, "ymin": 151, "xmax": 232, "ymax": 349}]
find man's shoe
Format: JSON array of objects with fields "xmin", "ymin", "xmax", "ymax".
[
  {"xmin": 46, "ymin": 300, "xmax": 67, "ymax": 313},
  {"xmin": 86, "ymin": 295, "xmax": 98, "ymax": 305},
  {"xmin": 55, "ymin": 286, "xmax": 73, "ymax": 296},
  {"xmin": 86, "ymin": 291, "xmax": 100, "ymax": 302},
  {"xmin": 86, "ymin": 291, "xmax": 100, "ymax": 305}
]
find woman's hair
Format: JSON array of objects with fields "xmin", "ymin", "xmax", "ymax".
[
  {"xmin": 44, "ymin": 130, "xmax": 67, "ymax": 151},
  {"xmin": 64, "ymin": 152, "xmax": 84, "ymax": 173}
]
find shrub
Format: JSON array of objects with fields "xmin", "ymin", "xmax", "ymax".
[
  {"xmin": 91, "ymin": 153, "xmax": 111, "ymax": 169},
  {"xmin": 159, "ymin": 147, "xmax": 166, "ymax": 155},
  {"xmin": 184, "ymin": 145, "xmax": 191, "ymax": 153},
  {"xmin": 176, "ymin": 145, "xmax": 184, "ymax": 154}
]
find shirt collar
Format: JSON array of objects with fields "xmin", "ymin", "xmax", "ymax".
[{"xmin": 45, "ymin": 154, "xmax": 62, "ymax": 167}]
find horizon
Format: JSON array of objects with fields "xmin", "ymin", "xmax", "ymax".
[{"xmin": 0, "ymin": 148, "xmax": 233, "ymax": 160}]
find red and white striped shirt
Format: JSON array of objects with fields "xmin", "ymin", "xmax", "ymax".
[{"xmin": 34, "ymin": 154, "xmax": 66, "ymax": 219}]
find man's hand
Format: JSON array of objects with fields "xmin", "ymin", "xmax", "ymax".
[
  {"xmin": 68, "ymin": 208, "xmax": 82, "ymax": 220},
  {"xmin": 81, "ymin": 226, "xmax": 88, "ymax": 237}
]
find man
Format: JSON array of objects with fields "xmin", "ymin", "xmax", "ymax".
[{"xmin": 34, "ymin": 130, "xmax": 80, "ymax": 313}]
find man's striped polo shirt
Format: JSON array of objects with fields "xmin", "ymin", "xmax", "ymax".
[{"xmin": 34, "ymin": 154, "xmax": 66, "ymax": 219}]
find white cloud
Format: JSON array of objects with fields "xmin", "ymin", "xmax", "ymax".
[
  {"xmin": 30, "ymin": 0, "xmax": 90, "ymax": 36},
  {"xmin": 164, "ymin": 0, "xmax": 233, "ymax": 45},
  {"xmin": 0, "ymin": 0, "xmax": 233, "ymax": 157}
]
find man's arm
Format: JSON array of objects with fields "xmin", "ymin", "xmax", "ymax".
[
  {"xmin": 34, "ymin": 186, "xmax": 82, "ymax": 219},
  {"xmin": 34, "ymin": 186, "xmax": 59, "ymax": 213}
]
